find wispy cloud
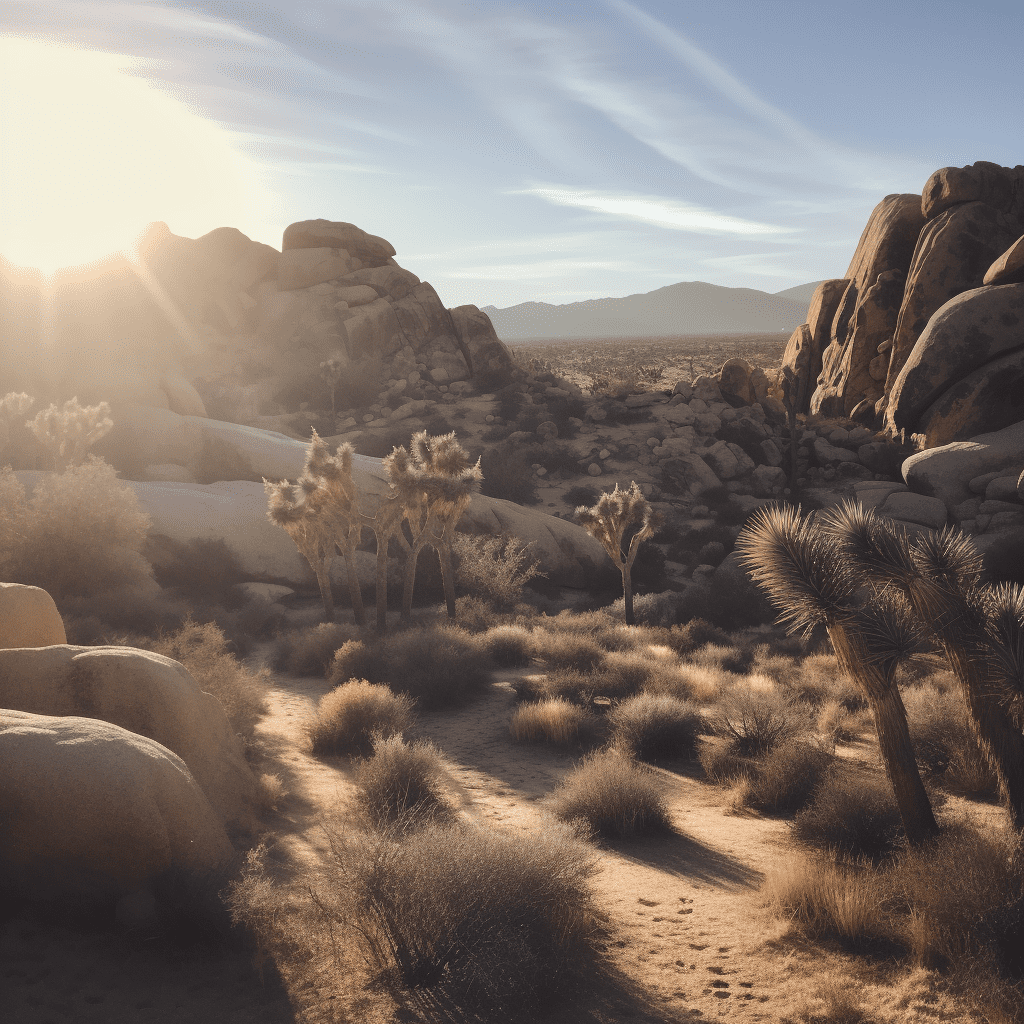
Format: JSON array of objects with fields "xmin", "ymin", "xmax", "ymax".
[{"xmin": 511, "ymin": 187, "xmax": 797, "ymax": 236}]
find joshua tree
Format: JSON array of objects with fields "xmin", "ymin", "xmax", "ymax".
[
  {"xmin": 359, "ymin": 488, "xmax": 409, "ymax": 633},
  {"xmin": 264, "ymin": 431, "xmax": 365, "ymax": 625},
  {"xmin": 576, "ymin": 482, "xmax": 661, "ymax": 627},
  {"xmin": 383, "ymin": 431, "xmax": 483, "ymax": 622},
  {"xmin": 27, "ymin": 396, "xmax": 113, "ymax": 470},
  {"xmin": 825, "ymin": 501, "xmax": 1024, "ymax": 832},
  {"xmin": 737, "ymin": 504, "xmax": 939, "ymax": 846}
]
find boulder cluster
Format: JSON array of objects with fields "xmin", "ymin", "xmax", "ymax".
[{"xmin": 781, "ymin": 161, "xmax": 1024, "ymax": 447}]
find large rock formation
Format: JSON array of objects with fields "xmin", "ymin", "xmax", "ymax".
[
  {"xmin": 0, "ymin": 582, "xmax": 67, "ymax": 649},
  {"xmin": 783, "ymin": 162, "xmax": 1024, "ymax": 448},
  {"xmin": 0, "ymin": 711, "xmax": 234, "ymax": 904},
  {"xmin": 0, "ymin": 218, "xmax": 514, "ymax": 429},
  {"xmin": 0, "ymin": 644, "xmax": 258, "ymax": 831}
]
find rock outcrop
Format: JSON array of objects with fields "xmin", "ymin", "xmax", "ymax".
[
  {"xmin": 782, "ymin": 162, "xmax": 1024, "ymax": 449},
  {"xmin": 0, "ymin": 711, "xmax": 234, "ymax": 904},
  {"xmin": 0, "ymin": 644, "xmax": 257, "ymax": 831},
  {"xmin": 0, "ymin": 582, "xmax": 67, "ymax": 649}
]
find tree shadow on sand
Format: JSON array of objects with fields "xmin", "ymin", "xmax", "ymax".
[{"xmin": 603, "ymin": 831, "xmax": 763, "ymax": 891}]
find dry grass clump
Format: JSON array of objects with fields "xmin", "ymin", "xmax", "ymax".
[
  {"xmin": 544, "ymin": 609, "xmax": 633, "ymax": 650},
  {"xmin": 353, "ymin": 734, "xmax": 455, "ymax": 829},
  {"xmin": 550, "ymin": 748, "xmax": 674, "ymax": 839},
  {"xmin": 699, "ymin": 741, "xmax": 754, "ymax": 784},
  {"xmin": 712, "ymin": 681, "xmax": 808, "ymax": 757},
  {"xmin": 594, "ymin": 649, "xmax": 658, "ymax": 699},
  {"xmin": 306, "ymin": 679, "xmax": 415, "ymax": 757},
  {"xmin": 532, "ymin": 628, "xmax": 606, "ymax": 673},
  {"xmin": 148, "ymin": 619, "xmax": 270, "ymax": 752},
  {"xmin": 274, "ymin": 622, "xmax": 360, "ymax": 677},
  {"xmin": 317, "ymin": 818, "xmax": 601, "ymax": 1013},
  {"xmin": 793, "ymin": 773, "xmax": 905, "ymax": 863},
  {"xmin": 608, "ymin": 693, "xmax": 706, "ymax": 761},
  {"xmin": 781, "ymin": 653, "xmax": 866, "ymax": 712},
  {"xmin": 691, "ymin": 641, "xmax": 754, "ymax": 675},
  {"xmin": 904, "ymin": 686, "xmax": 998, "ymax": 798},
  {"xmin": 329, "ymin": 624, "xmax": 491, "ymax": 709},
  {"xmin": 734, "ymin": 739, "xmax": 836, "ymax": 814},
  {"xmin": 659, "ymin": 618, "xmax": 731, "ymax": 656},
  {"xmin": 761, "ymin": 852, "xmax": 898, "ymax": 951},
  {"xmin": 645, "ymin": 660, "xmax": 734, "ymax": 704},
  {"xmin": 483, "ymin": 623, "xmax": 535, "ymax": 666},
  {"xmin": 510, "ymin": 699, "xmax": 604, "ymax": 747}
]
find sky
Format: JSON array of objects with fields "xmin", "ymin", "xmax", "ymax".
[{"xmin": 1, "ymin": 1, "xmax": 1022, "ymax": 308}]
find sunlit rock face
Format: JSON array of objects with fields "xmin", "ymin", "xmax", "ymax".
[
  {"xmin": 782, "ymin": 161, "xmax": 1024, "ymax": 447},
  {"xmin": 0, "ymin": 218, "xmax": 513, "ymax": 425}
]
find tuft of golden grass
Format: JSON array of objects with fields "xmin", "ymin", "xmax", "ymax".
[
  {"xmin": 306, "ymin": 679, "xmax": 415, "ymax": 757},
  {"xmin": 532, "ymin": 628, "xmax": 607, "ymax": 673},
  {"xmin": 483, "ymin": 623, "xmax": 535, "ymax": 666},
  {"xmin": 510, "ymin": 698, "xmax": 604, "ymax": 747}
]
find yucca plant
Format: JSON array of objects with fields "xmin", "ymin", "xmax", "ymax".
[
  {"xmin": 576, "ymin": 482, "xmax": 661, "ymax": 626},
  {"xmin": 383, "ymin": 431, "xmax": 482, "ymax": 622},
  {"xmin": 264, "ymin": 431, "xmax": 365, "ymax": 625},
  {"xmin": 736, "ymin": 504, "xmax": 939, "ymax": 845},
  {"xmin": 827, "ymin": 502, "xmax": 1024, "ymax": 832}
]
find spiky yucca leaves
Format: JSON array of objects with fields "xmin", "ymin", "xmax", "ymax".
[
  {"xmin": 575, "ymin": 482, "xmax": 662, "ymax": 626},
  {"xmin": 737, "ymin": 504, "xmax": 938, "ymax": 845},
  {"xmin": 383, "ymin": 431, "xmax": 483, "ymax": 621},
  {"xmin": 828, "ymin": 503, "xmax": 1024, "ymax": 833},
  {"xmin": 27, "ymin": 397, "xmax": 113, "ymax": 471},
  {"xmin": 263, "ymin": 431, "xmax": 367, "ymax": 625}
]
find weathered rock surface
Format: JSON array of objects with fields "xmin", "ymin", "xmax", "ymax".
[
  {"xmin": 718, "ymin": 358, "xmax": 754, "ymax": 407},
  {"xmin": 282, "ymin": 219, "xmax": 396, "ymax": 262},
  {"xmin": 921, "ymin": 162, "xmax": 1024, "ymax": 222},
  {"xmin": 885, "ymin": 203, "xmax": 1023, "ymax": 390},
  {"xmin": 902, "ymin": 419, "xmax": 1024, "ymax": 506},
  {"xmin": 0, "ymin": 645, "xmax": 257, "ymax": 831},
  {"xmin": 886, "ymin": 283, "xmax": 1024, "ymax": 440},
  {"xmin": 984, "ymin": 234, "xmax": 1024, "ymax": 286},
  {"xmin": 0, "ymin": 711, "xmax": 234, "ymax": 902},
  {"xmin": 0, "ymin": 583, "xmax": 66, "ymax": 649}
]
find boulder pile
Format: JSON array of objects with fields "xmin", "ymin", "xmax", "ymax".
[{"xmin": 778, "ymin": 161, "xmax": 1024, "ymax": 447}]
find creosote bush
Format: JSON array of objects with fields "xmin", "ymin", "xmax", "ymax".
[
  {"xmin": 510, "ymin": 699, "xmax": 604, "ymax": 747},
  {"xmin": 736, "ymin": 739, "xmax": 835, "ymax": 814},
  {"xmin": 713, "ymin": 682, "xmax": 807, "ymax": 757},
  {"xmin": 306, "ymin": 680, "xmax": 415, "ymax": 757},
  {"xmin": 608, "ymin": 693, "xmax": 706, "ymax": 762},
  {"xmin": 316, "ymin": 818, "xmax": 601, "ymax": 1013},
  {"xmin": 353, "ymin": 733, "xmax": 455, "ymax": 829},
  {"xmin": 452, "ymin": 532, "xmax": 543, "ymax": 611},
  {"xmin": 329, "ymin": 624, "xmax": 490, "ymax": 709},
  {"xmin": 550, "ymin": 748, "xmax": 673, "ymax": 839}
]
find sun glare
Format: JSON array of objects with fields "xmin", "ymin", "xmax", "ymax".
[{"xmin": 0, "ymin": 37, "xmax": 267, "ymax": 273}]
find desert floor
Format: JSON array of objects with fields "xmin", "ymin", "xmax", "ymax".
[{"xmin": 1, "ymin": 627, "xmax": 1008, "ymax": 1024}]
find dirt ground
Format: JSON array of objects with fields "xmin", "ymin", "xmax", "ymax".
[{"xmin": 2, "ymin": 639, "xmax": 1008, "ymax": 1024}]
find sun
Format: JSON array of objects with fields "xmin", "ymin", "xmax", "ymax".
[{"xmin": 0, "ymin": 36, "xmax": 268, "ymax": 273}]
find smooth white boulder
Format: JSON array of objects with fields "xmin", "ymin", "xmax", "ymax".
[
  {"xmin": 0, "ymin": 710, "xmax": 234, "ymax": 902},
  {"xmin": 0, "ymin": 645, "xmax": 257, "ymax": 831},
  {"xmin": 0, "ymin": 583, "xmax": 67, "ymax": 649}
]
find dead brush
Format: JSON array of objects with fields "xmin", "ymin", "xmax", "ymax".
[
  {"xmin": 608, "ymin": 693, "xmax": 706, "ymax": 761},
  {"xmin": 549, "ymin": 748, "xmax": 674, "ymax": 839},
  {"xmin": 531, "ymin": 628, "xmax": 606, "ymax": 673},
  {"xmin": 712, "ymin": 681, "xmax": 808, "ymax": 757},
  {"xmin": 306, "ymin": 679, "xmax": 415, "ymax": 758},
  {"xmin": 510, "ymin": 698, "xmax": 604, "ymax": 747},
  {"xmin": 483, "ymin": 623, "xmax": 535, "ymax": 667},
  {"xmin": 274, "ymin": 622, "xmax": 360, "ymax": 677},
  {"xmin": 733, "ymin": 739, "xmax": 836, "ymax": 814}
]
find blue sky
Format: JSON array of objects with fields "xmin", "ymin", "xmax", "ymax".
[{"xmin": 2, "ymin": 1, "xmax": 1022, "ymax": 307}]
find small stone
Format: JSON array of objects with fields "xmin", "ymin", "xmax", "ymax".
[
  {"xmin": 599, "ymin": 449, "xmax": 611, "ymax": 459},
  {"xmin": 588, "ymin": 463, "xmax": 602, "ymax": 476}
]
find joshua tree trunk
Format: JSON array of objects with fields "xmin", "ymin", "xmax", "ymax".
[
  {"xmin": 401, "ymin": 541, "xmax": 428, "ymax": 622},
  {"xmin": 342, "ymin": 551, "xmax": 366, "ymax": 628},
  {"xmin": 438, "ymin": 544, "xmax": 457, "ymax": 620},
  {"xmin": 375, "ymin": 540, "xmax": 389, "ymax": 633},
  {"xmin": 314, "ymin": 564, "xmax": 335, "ymax": 623},
  {"xmin": 621, "ymin": 564, "xmax": 635, "ymax": 626},
  {"xmin": 829, "ymin": 620, "xmax": 938, "ymax": 845}
]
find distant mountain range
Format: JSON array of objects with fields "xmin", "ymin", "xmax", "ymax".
[{"xmin": 481, "ymin": 280, "xmax": 823, "ymax": 341}]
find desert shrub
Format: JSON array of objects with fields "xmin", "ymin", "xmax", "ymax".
[
  {"xmin": 783, "ymin": 653, "xmax": 865, "ymax": 710},
  {"xmin": 816, "ymin": 698, "xmax": 859, "ymax": 744},
  {"xmin": 318, "ymin": 818, "xmax": 600, "ymax": 1013},
  {"xmin": 329, "ymin": 624, "xmax": 491, "ymax": 709},
  {"xmin": 452, "ymin": 532, "xmax": 543, "ymax": 611},
  {"xmin": 214, "ymin": 596, "xmax": 289, "ymax": 654},
  {"xmin": 608, "ymin": 693, "xmax": 706, "ymax": 761},
  {"xmin": 510, "ymin": 699, "xmax": 604, "ymax": 747},
  {"xmin": 532, "ymin": 629, "xmax": 606, "ymax": 673},
  {"xmin": 483, "ymin": 623, "xmax": 535, "ymax": 666},
  {"xmin": 550, "ymin": 748, "xmax": 673, "ymax": 839},
  {"xmin": 608, "ymin": 590, "xmax": 681, "ymax": 627},
  {"xmin": 151, "ymin": 537, "xmax": 251, "ymax": 608},
  {"xmin": 493, "ymin": 384, "xmax": 526, "ymax": 421},
  {"xmin": 761, "ymin": 853, "xmax": 899, "ymax": 950},
  {"xmin": 354, "ymin": 734, "xmax": 455, "ymax": 829},
  {"xmin": 478, "ymin": 443, "xmax": 539, "ymax": 505},
  {"xmin": 274, "ymin": 622, "xmax": 360, "ymax": 677},
  {"xmin": 545, "ymin": 609, "xmax": 636, "ymax": 650},
  {"xmin": 306, "ymin": 679, "xmax": 415, "ymax": 757},
  {"xmin": 699, "ymin": 741, "xmax": 754, "ymax": 784},
  {"xmin": 712, "ymin": 682, "xmax": 807, "ymax": 757},
  {"xmin": 593, "ymin": 650, "xmax": 658, "ymax": 699},
  {"xmin": 663, "ymin": 618, "xmax": 731, "ymax": 655},
  {"xmin": 894, "ymin": 824, "xmax": 1024, "ymax": 976},
  {"xmin": 2, "ymin": 457, "xmax": 153, "ymax": 600},
  {"xmin": 645, "ymin": 660, "xmax": 734, "ymax": 704},
  {"xmin": 793, "ymin": 773, "xmax": 905, "ymax": 863},
  {"xmin": 148, "ymin": 618, "xmax": 270, "ymax": 750},
  {"xmin": 60, "ymin": 581, "xmax": 186, "ymax": 641},
  {"xmin": 562, "ymin": 484, "xmax": 598, "ymax": 507},
  {"xmin": 257, "ymin": 773, "xmax": 287, "ymax": 813},
  {"xmin": 692, "ymin": 641, "xmax": 755, "ymax": 675},
  {"xmin": 904, "ymin": 686, "xmax": 998, "ymax": 797},
  {"xmin": 739, "ymin": 739, "xmax": 836, "ymax": 813}
]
